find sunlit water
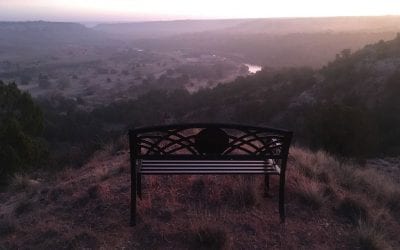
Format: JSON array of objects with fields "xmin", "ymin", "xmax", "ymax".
[{"xmin": 245, "ymin": 64, "xmax": 262, "ymax": 74}]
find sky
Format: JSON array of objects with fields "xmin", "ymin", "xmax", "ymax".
[{"xmin": 0, "ymin": 0, "xmax": 400, "ymax": 22}]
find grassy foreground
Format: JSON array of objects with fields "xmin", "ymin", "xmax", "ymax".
[{"xmin": 0, "ymin": 142, "xmax": 399, "ymax": 249}]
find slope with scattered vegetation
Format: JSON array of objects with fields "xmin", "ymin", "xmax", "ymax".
[
  {"xmin": 0, "ymin": 142, "xmax": 399, "ymax": 249},
  {"xmin": 3, "ymin": 34, "xmax": 400, "ymax": 184}
]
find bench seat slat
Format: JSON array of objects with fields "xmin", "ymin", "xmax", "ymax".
[
  {"xmin": 140, "ymin": 170, "xmax": 279, "ymax": 174},
  {"xmin": 142, "ymin": 166, "xmax": 275, "ymax": 169},
  {"xmin": 140, "ymin": 159, "xmax": 281, "ymax": 174},
  {"xmin": 139, "ymin": 160, "xmax": 280, "ymax": 175},
  {"xmin": 142, "ymin": 160, "xmax": 271, "ymax": 163},
  {"xmin": 142, "ymin": 168, "xmax": 278, "ymax": 172},
  {"xmin": 142, "ymin": 163, "xmax": 271, "ymax": 167}
]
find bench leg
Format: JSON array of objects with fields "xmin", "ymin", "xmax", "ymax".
[
  {"xmin": 130, "ymin": 162, "xmax": 137, "ymax": 226},
  {"xmin": 264, "ymin": 174, "xmax": 270, "ymax": 197},
  {"xmin": 137, "ymin": 173, "xmax": 142, "ymax": 199},
  {"xmin": 279, "ymin": 174, "xmax": 286, "ymax": 223}
]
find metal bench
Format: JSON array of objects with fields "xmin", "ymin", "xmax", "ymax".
[{"xmin": 128, "ymin": 123, "xmax": 293, "ymax": 226}]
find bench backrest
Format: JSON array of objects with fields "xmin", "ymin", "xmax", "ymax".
[{"xmin": 129, "ymin": 123, "xmax": 292, "ymax": 161}]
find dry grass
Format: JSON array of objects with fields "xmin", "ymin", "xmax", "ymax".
[
  {"xmin": 335, "ymin": 196, "xmax": 368, "ymax": 224},
  {"xmin": 192, "ymin": 226, "xmax": 228, "ymax": 250},
  {"xmin": 101, "ymin": 136, "xmax": 128, "ymax": 157},
  {"xmin": 356, "ymin": 220, "xmax": 389, "ymax": 250},
  {"xmin": 94, "ymin": 167, "xmax": 111, "ymax": 181},
  {"xmin": 0, "ymin": 218, "xmax": 16, "ymax": 236},
  {"xmin": 291, "ymin": 146, "xmax": 400, "ymax": 248},
  {"xmin": 294, "ymin": 178, "xmax": 328, "ymax": 209},
  {"xmin": 14, "ymin": 199, "xmax": 33, "ymax": 216},
  {"xmin": 352, "ymin": 168, "xmax": 400, "ymax": 219},
  {"xmin": 291, "ymin": 147, "xmax": 400, "ymax": 209},
  {"xmin": 291, "ymin": 147, "xmax": 337, "ymax": 183},
  {"xmin": 219, "ymin": 176, "xmax": 258, "ymax": 210},
  {"xmin": 0, "ymin": 145, "xmax": 399, "ymax": 249}
]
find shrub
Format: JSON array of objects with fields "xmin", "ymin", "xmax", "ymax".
[
  {"xmin": 0, "ymin": 81, "xmax": 46, "ymax": 183},
  {"xmin": 303, "ymin": 103, "xmax": 378, "ymax": 157}
]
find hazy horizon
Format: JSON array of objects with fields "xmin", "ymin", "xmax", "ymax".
[{"xmin": 1, "ymin": 0, "xmax": 400, "ymax": 23}]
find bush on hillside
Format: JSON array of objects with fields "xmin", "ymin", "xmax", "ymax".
[
  {"xmin": 303, "ymin": 103, "xmax": 378, "ymax": 157},
  {"xmin": 0, "ymin": 81, "xmax": 46, "ymax": 183}
]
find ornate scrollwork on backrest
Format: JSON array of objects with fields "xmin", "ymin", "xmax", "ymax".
[{"xmin": 130, "ymin": 124, "xmax": 291, "ymax": 159}]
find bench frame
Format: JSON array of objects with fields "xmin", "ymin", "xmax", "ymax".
[{"xmin": 129, "ymin": 123, "xmax": 292, "ymax": 226}]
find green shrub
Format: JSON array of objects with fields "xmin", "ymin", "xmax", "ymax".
[
  {"xmin": 0, "ymin": 81, "xmax": 46, "ymax": 183},
  {"xmin": 303, "ymin": 103, "xmax": 378, "ymax": 158}
]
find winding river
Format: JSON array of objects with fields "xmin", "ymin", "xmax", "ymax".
[{"xmin": 245, "ymin": 64, "xmax": 262, "ymax": 74}]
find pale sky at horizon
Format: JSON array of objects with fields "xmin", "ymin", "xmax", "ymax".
[{"xmin": 0, "ymin": 0, "xmax": 400, "ymax": 22}]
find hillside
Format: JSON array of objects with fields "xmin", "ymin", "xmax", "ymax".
[
  {"xmin": 1, "ymin": 18, "xmax": 399, "ymax": 70},
  {"xmin": 94, "ymin": 16, "xmax": 400, "ymax": 67},
  {"xmin": 0, "ymin": 143, "xmax": 399, "ymax": 249},
  {"xmin": 95, "ymin": 16, "xmax": 400, "ymax": 39},
  {"xmin": 25, "ymin": 34, "xmax": 400, "ymax": 169},
  {"xmin": 2, "ymin": 19, "xmax": 400, "ymax": 249},
  {"xmin": 134, "ymin": 32, "xmax": 397, "ymax": 68},
  {"xmin": 0, "ymin": 21, "xmax": 114, "ymax": 59},
  {"xmin": 224, "ymin": 16, "xmax": 400, "ymax": 34},
  {"xmin": 120, "ymin": 16, "xmax": 400, "ymax": 67},
  {"xmin": 94, "ymin": 19, "xmax": 246, "ymax": 39},
  {"xmin": 81, "ymin": 34, "xmax": 400, "ymax": 157}
]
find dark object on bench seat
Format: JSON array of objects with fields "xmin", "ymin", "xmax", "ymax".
[{"xmin": 128, "ymin": 123, "xmax": 293, "ymax": 226}]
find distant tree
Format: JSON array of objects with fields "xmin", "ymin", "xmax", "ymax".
[
  {"xmin": 57, "ymin": 77, "xmax": 70, "ymax": 90},
  {"xmin": 337, "ymin": 49, "xmax": 351, "ymax": 60},
  {"xmin": 0, "ymin": 81, "xmax": 46, "ymax": 183},
  {"xmin": 20, "ymin": 74, "xmax": 32, "ymax": 85},
  {"xmin": 38, "ymin": 73, "xmax": 51, "ymax": 88}
]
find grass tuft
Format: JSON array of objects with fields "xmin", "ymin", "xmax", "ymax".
[
  {"xmin": 295, "ymin": 179, "xmax": 327, "ymax": 209},
  {"xmin": 14, "ymin": 199, "xmax": 33, "ymax": 216},
  {"xmin": 0, "ymin": 218, "xmax": 16, "ymax": 236},
  {"xmin": 87, "ymin": 185, "xmax": 100, "ymax": 199},
  {"xmin": 220, "ymin": 177, "xmax": 257, "ymax": 210},
  {"xmin": 191, "ymin": 179, "xmax": 206, "ymax": 197},
  {"xmin": 356, "ymin": 220, "xmax": 388, "ymax": 250},
  {"xmin": 193, "ymin": 226, "xmax": 227, "ymax": 250},
  {"xmin": 94, "ymin": 167, "xmax": 110, "ymax": 181},
  {"xmin": 336, "ymin": 197, "xmax": 368, "ymax": 224}
]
